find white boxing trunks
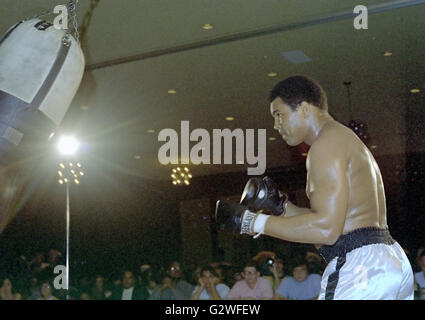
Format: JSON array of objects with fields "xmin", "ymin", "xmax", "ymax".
[{"xmin": 317, "ymin": 227, "xmax": 414, "ymax": 300}]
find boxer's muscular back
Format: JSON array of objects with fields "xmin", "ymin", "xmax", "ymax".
[{"xmin": 306, "ymin": 120, "xmax": 387, "ymax": 235}]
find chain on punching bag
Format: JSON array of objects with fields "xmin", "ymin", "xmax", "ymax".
[{"xmin": 0, "ymin": 0, "xmax": 85, "ymax": 166}]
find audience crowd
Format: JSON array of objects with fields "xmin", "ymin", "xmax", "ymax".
[{"xmin": 1, "ymin": 246, "xmax": 424, "ymax": 300}]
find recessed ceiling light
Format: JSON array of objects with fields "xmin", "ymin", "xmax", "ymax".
[
  {"xmin": 281, "ymin": 50, "xmax": 312, "ymax": 64},
  {"xmin": 80, "ymin": 106, "xmax": 89, "ymax": 110},
  {"xmin": 225, "ymin": 117, "xmax": 234, "ymax": 121},
  {"xmin": 268, "ymin": 137, "xmax": 277, "ymax": 141},
  {"xmin": 168, "ymin": 89, "xmax": 177, "ymax": 94},
  {"xmin": 202, "ymin": 24, "xmax": 214, "ymax": 30},
  {"xmin": 383, "ymin": 51, "xmax": 392, "ymax": 57},
  {"xmin": 134, "ymin": 155, "xmax": 141, "ymax": 159},
  {"xmin": 267, "ymin": 72, "xmax": 278, "ymax": 78},
  {"xmin": 410, "ymin": 88, "xmax": 420, "ymax": 93},
  {"xmin": 147, "ymin": 129, "xmax": 155, "ymax": 133}
]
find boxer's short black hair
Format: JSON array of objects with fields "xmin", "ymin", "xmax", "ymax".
[{"xmin": 268, "ymin": 75, "xmax": 328, "ymax": 111}]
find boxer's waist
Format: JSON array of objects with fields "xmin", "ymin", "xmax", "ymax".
[{"xmin": 318, "ymin": 226, "xmax": 396, "ymax": 263}]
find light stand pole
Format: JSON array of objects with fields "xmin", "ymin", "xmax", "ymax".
[
  {"xmin": 57, "ymin": 136, "xmax": 83, "ymax": 300},
  {"xmin": 65, "ymin": 181, "xmax": 70, "ymax": 299}
]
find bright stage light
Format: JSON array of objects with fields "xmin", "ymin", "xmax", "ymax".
[{"xmin": 58, "ymin": 136, "xmax": 80, "ymax": 155}]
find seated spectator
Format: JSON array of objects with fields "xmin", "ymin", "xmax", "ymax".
[
  {"xmin": 227, "ymin": 260, "xmax": 274, "ymax": 300},
  {"xmin": 230, "ymin": 266, "xmax": 243, "ymax": 287},
  {"xmin": 252, "ymin": 251, "xmax": 276, "ymax": 277},
  {"xmin": 28, "ymin": 277, "xmax": 41, "ymax": 300},
  {"xmin": 211, "ymin": 263, "xmax": 224, "ymax": 284},
  {"xmin": 275, "ymin": 255, "xmax": 321, "ymax": 300},
  {"xmin": 188, "ymin": 266, "xmax": 202, "ymax": 287},
  {"xmin": 252, "ymin": 251, "xmax": 283, "ymax": 291},
  {"xmin": 183, "ymin": 261, "xmax": 200, "ymax": 286},
  {"xmin": 218, "ymin": 263, "xmax": 236, "ymax": 289},
  {"xmin": 0, "ymin": 277, "xmax": 22, "ymax": 300},
  {"xmin": 138, "ymin": 263, "xmax": 154, "ymax": 285},
  {"xmin": 415, "ymin": 250, "xmax": 425, "ymax": 300},
  {"xmin": 46, "ymin": 249, "xmax": 64, "ymax": 275},
  {"xmin": 80, "ymin": 292, "xmax": 92, "ymax": 300},
  {"xmin": 28, "ymin": 252, "xmax": 47, "ymax": 274},
  {"xmin": 110, "ymin": 270, "xmax": 149, "ymax": 300},
  {"xmin": 149, "ymin": 261, "xmax": 194, "ymax": 300},
  {"xmin": 211, "ymin": 261, "xmax": 236, "ymax": 288},
  {"xmin": 38, "ymin": 281, "xmax": 58, "ymax": 300},
  {"xmin": 270, "ymin": 257, "xmax": 286, "ymax": 290},
  {"xmin": 191, "ymin": 265, "xmax": 230, "ymax": 300},
  {"xmin": 77, "ymin": 276, "xmax": 91, "ymax": 295},
  {"xmin": 306, "ymin": 251, "xmax": 325, "ymax": 275},
  {"xmin": 140, "ymin": 267, "xmax": 162, "ymax": 299},
  {"xmin": 91, "ymin": 275, "xmax": 112, "ymax": 300}
]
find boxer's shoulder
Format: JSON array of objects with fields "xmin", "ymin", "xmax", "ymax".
[
  {"xmin": 320, "ymin": 120, "xmax": 354, "ymax": 141},
  {"xmin": 306, "ymin": 126, "xmax": 352, "ymax": 177},
  {"xmin": 310, "ymin": 125, "xmax": 350, "ymax": 156},
  {"xmin": 310, "ymin": 122, "xmax": 356, "ymax": 157}
]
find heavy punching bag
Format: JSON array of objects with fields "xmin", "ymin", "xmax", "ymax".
[{"xmin": 0, "ymin": 17, "xmax": 85, "ymax": 166}]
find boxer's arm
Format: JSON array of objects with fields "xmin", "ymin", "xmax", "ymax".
[
  {"xmin": 283, "ymin": 201, "xmax": 311, "ymax": 217},
  {"xmin": 263, "ymin": 138, "xmax": 349, "ymax": 245}
]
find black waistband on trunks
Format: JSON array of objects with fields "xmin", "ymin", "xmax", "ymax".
[{"xmin": 318, "ymin": 227, "xmax": 396, "ymax": 264}]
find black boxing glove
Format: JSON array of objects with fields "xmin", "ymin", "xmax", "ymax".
[
  {"xmin": 215, "ymin": 200, "xmax": 257, "ymax": 235},
  {"xmin": 240, "ymin": 176, "xmax": 288, "ymax": 215}
]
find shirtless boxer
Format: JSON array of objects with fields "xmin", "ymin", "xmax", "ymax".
[{"xmin": 215, "ymin": 76, "xmax": 414, "ymax": 300}]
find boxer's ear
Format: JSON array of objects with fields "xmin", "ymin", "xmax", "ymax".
[{"xmin": 299, "ymin": 101, "xmax": 310, "ymax": 118}]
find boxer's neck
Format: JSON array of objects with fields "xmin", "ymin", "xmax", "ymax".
[{"xmin": 303, "ymin": 111, "xmax": 334, "ymax": 146}]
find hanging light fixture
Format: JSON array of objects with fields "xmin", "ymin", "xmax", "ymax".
[
  {"xmin": 171, "ymin": 167, "xmax": 192, "ymax": 186},
  {"xmin": 344, "ymin": 81, "xmax": 371, "ymax": 145}
]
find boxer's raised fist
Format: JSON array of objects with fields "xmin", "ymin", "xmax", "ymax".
[
  {"xmin": 215, "ymin": 200, "xmax": 256, "ymax": 235},
  {"xmin": 240, "ymin": 176, "xmax": 287, "ymax": 215}
]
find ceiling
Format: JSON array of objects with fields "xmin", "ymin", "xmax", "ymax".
[{"xmin": 1, "ymin": 0, "xmax": 425, "ymax": 181}]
